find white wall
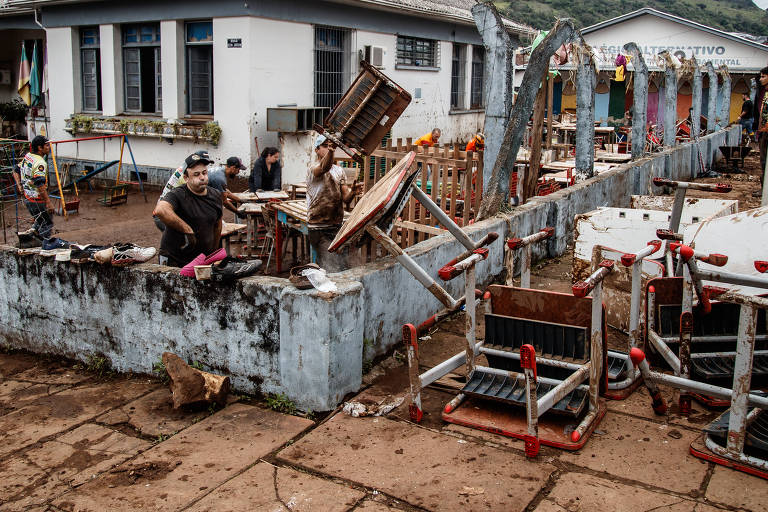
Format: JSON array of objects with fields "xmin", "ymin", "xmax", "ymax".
[
  {"xmin": 45, "ymin": 17, "xmax": 485, "ymax": 177},
  {"xmin": 353, "ymin": 29, "xmax": 484, "ymax": 145}
]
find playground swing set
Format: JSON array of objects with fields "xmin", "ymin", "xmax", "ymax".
[{"xmin": 48, "ymin": 134, "xmax": 147, "ymax": 217}]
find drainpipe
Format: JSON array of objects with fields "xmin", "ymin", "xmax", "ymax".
[{"xmin": 623, "ymin": 42, "xmax": 647, "ymax": 160}]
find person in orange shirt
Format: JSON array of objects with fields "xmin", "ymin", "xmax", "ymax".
[
  {"xmin": 414, "ymin": 128, "xmax": 441, "ymax": 147},
  {"xmin": 466, "ymin": 133, "xmax": 485, "ymax": 152}
]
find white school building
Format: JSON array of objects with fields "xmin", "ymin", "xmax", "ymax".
[{"xmin": 0, "ymin": 0, "xmax": 534, "ymax": 185}]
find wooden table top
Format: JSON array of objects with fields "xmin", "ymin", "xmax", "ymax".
[
  {"xmin": 237, "ymin": 202, "xmax": 264, "ymax": 214},
  {"xmin": 232, "ymin": 190, "xmax": 290, "ymax": 202},
  {"xmin": 221, "ymin": 222, "xmax": 247, "ymax": 237}
]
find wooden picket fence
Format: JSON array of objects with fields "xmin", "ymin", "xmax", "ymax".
[{"xmin": 350, "ymin": 138, "xmax": 483, "ymax": 263}]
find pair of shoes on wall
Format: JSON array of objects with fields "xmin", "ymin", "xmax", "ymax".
[
  {"xmin": 179, "ymin": 248, "xmax": 227, "ymax": 277},
  {"xmin": 93, "ymin": 243, "xmax": 156, "ymax": 266}
]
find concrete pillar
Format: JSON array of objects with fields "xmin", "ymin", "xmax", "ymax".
[
  {"xmin": 45, "ymin": 27, "xmax": 79, "ymax": 137},
  {"xmin": 471, "ymin": 3, "xmax": 515, "ymax": 192},
  {"xmin": 475, "ymin": 16, "xmax": 577, "ymax": 218},
  {"xmin": 662, "ymin": 52, "xmax": 678, "ymax": 147},
  {"xmin": 161, "ymin": 20, "xmax": 185, "ymax": 121},
  {"xmin": 706, "ymin": 62, "xmax": 717, "ymax": 133},
  {"xmin": 692, "ymin": 59, "xmax": 702, "ymax": 139},
  {"xmin": 575, "ymin": 45, "xmax": 596, "ymax": 177},
  {"xmin": 99, "ymin": 24, "xmax": 123, "ymax": 117},
  {"xmin": 719, "ymin": 65, "xmax": 731, "ymax": 127},
  {"xmin": 623, "ymin": 42, "xmax": 647, "ymax": 160}
]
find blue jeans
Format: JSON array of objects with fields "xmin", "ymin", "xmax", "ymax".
[
  {"xmin": 739, "ymin": 117, "xmax": 753, "ymax": 133},
  {"xmin": 25, "ymin": 201, "xmax": 53, "ymax": 239}
]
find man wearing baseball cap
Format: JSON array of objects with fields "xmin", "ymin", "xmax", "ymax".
[
  {"xmin": 207, "ymin": 156, "xmax": 245, "ymax": 214},
  {"xmin": 155, "ymin": 151, "xmax": 223, "ymax": 267}
]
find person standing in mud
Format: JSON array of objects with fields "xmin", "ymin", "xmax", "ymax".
[{"xmin": 306, "ymin": 135, "xmax": 360, "ymax": 272}]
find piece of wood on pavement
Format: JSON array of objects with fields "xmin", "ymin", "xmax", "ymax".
[{"xmin": 162, "ymin": 352, "xmax": 230, "ymax": 409}]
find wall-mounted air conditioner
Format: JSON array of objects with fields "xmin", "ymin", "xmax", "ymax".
[{"xmin": 362, "ymin": 45, "xmax": 385, "ymax": 68}]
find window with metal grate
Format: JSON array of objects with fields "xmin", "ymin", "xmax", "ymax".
[
  {"xmin": 396, "ymin": 35, "xmax": 438, "ymax": 68},
  {"xmin": 314, "ymin": 26, "xmax": 351, "ymax": 109}
]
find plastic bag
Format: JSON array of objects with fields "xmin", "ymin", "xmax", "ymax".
[{"xmin": 301, "ymin": 267, "xmax": 338, "ymax": 293}]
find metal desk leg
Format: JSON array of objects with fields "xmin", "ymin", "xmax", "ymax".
[{"xmin": 275, "ymin": 208, "xmax": 283, "ymax": 274}]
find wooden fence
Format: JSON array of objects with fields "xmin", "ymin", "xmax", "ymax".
[{"xmin": 345, "ymin": 138, "xmax": 483, "ymax": 263}]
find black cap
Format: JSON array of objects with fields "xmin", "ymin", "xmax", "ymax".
[
  {"xmin": 226, "ymin": 156, "xmax": 246, "ymax": 170},
  {"xmin": 185, "ymin": 150, "xmax": 213, "ymax": 168}
]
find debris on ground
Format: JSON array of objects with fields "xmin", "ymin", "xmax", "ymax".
[
  {"xmin": 162, "ymin": 352, "xmax": 230, "ymax": 409},
  {"xmin": 342, "ymin": 395, "xmax": 405, "ymax": 417}
]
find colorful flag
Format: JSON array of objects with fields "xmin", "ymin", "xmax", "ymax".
[
  {"xmin": 17, "ymin": 41, "xmax": 30, "ymax": 106},
  {"xmin": 30, "ymin": 41, "xmax": 41, "ymax": 106}
]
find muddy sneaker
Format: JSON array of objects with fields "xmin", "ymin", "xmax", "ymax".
[
  {"xmin": 94, "ymin": 247, "xmax": 114, "ymax": 264},
  {"xmin": 112, "ymin": 244, "xmax": 156, "ymax": 267},
  {"xmin": 40, "ymin": 238, "xmax": 72, "ymax": 257},
  {"xmin": 210, "ymin": 257, "xmax": 262, "ymax": 283},
  {"xmin": 41, "ymin": 237, "xmax": 70, "ymax": 251},
  {"xmin": 17, "ymin": 234, "xmax": 42, "ymax": 249}
]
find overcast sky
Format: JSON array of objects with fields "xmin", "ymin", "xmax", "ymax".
[{"xmin": 754, "ymin": 0, "xmax": 768, "ymax": 8}]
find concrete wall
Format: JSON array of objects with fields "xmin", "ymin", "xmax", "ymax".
[
  {"xmin": 0, "ymin": 126, "xmax": 739, "ymax": 410},
  {"xmin": 0, "ymin": 253, "xmax": 364, "ymax": 412}
]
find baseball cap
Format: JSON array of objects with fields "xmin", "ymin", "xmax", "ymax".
[
  {"xmin": 314, "ymin": 134, "xmax": 327, "ymax": 149},
  {"xmin": 226, "ymin": 156, "xmax": 246, "ymax": 170},
  {"xmin": 185, "ymin": 150, "xmax": 213, "ymax": 168}
]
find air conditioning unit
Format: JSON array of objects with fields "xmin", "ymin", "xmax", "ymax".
[{"xmin": 363, "ymin": 45, "xmax": 385, "ymax": 68}]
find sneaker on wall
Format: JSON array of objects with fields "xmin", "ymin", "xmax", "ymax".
[
  {"xmin": 40, "ymin": 238, "xmax": 72, "ymax": 257},
  {"xmin": 112, "ymin": 244, "xmax": 157, "ymax": 267}
]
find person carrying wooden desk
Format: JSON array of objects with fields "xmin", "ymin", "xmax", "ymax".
[{"xmin": 306, "ymin": 135, "xmax": 360, "ymax": 272}]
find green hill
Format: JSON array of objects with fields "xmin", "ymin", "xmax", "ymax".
[{"xmin": 495, "ymin": 0, "xmax": 768, "ymax": 37}]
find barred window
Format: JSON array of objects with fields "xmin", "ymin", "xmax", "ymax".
[
  {"xmin": 396, "ymin": 35, "xmax": 438, "ymax": 68},
  {"xmin": 470, "ymin": 46, "xmax": 485, "ymax": 109},
  {"xmin": 450, "ymin": 44, "xmax": 466, "ymax": 109},
  {"xmin": 80, "ymin": 27, "xmax": 101, "ymax": 112},
  {"xmin": 314, "ymin": 26, "xmax": 351, "ymax": 109}
]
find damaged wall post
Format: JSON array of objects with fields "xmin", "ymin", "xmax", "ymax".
[
  {"xmin": 692, "ymin": 59, "xmax": 702, "ymax": 139},
  {"xmin": 472, "ymin": 2, "xmax": 518, "ymax": 192},
  {"xmin": 575, "ymin": 43, "xmax": 596, "ymax": 177},
  {"xmin": 477, "ymin": 18, "xmax": 578, "ymax": 219},
  {"xmin": 719, "ymin": 65, "xmax": 731, "ymax": 130},
  {"xmin": 623, "ymin": 42, "xmax": 647, "ymax": 160},
  {"xmin": 662, "ymin": 51, "xmax": 678, "ymax": 147},
  {"xmin": 706, "ymin": 62, "xmax": 718, "ymax": 133}
]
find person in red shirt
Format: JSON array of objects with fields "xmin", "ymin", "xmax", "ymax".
[
  {"xmin": 466, "ymin": 133, "xmax": 485, "ymax": 152},
  {"xmin": 414, "ymin": 128, "xmax": 441, "ymax": 147}
]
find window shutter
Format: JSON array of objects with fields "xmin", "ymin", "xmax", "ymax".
[
  {"xmin": 123, "ymin": 47, "xmax": 141, "ymax": 112},
  {"xmin": 188, "ymin": 45, "xmax": 212, "ymax": 115}
]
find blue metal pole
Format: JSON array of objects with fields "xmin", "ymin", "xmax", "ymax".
[{"xmin": 124, "ymin": 136, "xmax": 147, "ymax": 202}]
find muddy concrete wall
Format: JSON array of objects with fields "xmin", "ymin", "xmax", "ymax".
[
  {"xmin": 340, "ymin": 126, "xmax": 740, "ymax": 362},
  {"xmin": 0, "ymin": 127, "xmax": 738, "ymax": 408},
  {"xmin": 0, "ymin": 252, "xmax": 363, "ymax": 412}
]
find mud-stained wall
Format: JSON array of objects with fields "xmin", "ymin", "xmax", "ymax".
[
  {"xmin": 0, "ymin": 126, "xmax": 739, "ymax": 407},
  {"xmin": 0, "ymin": 253, "xmax": 363, "ymax": 412}
]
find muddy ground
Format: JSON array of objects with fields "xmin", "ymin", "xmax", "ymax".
[
  {"xmin": 2, "ymin": 240, "xmax": 766, "ymax": 510},
  {"xmin": 1, "ymin": 146, "xmax": 765, "ymax": 510}
]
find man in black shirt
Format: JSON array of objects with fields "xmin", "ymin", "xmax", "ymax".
[
  {"xmin": 739, "ymin": 92, "xmax": 754, "ymax": 135},
  {"xmin": 155, "ymin": 151, "xmax": 223, "ymax": 267}
]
